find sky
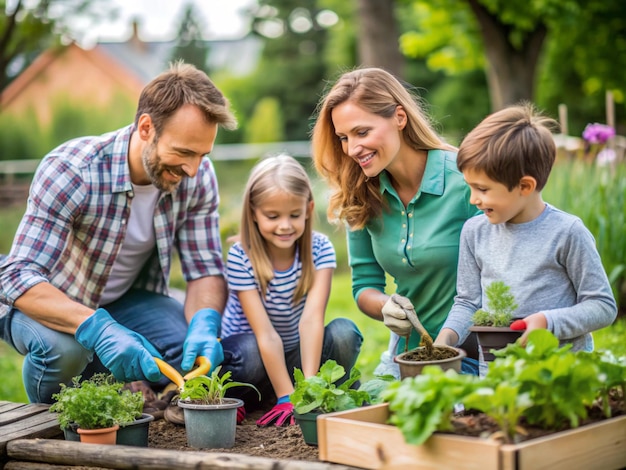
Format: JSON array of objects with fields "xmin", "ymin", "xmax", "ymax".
[{"xmin": 78, "ymin": 0, "xmax": 257, "ymax": 46}]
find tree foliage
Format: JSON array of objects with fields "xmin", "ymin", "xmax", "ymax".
[
  {"xmin": 397, "ymin": 0, "xmax": 625, "ymax": 128},
  {"xmin": 168, "ymin": 2, "xmax": 210, "ymax": 73},
  {"xmin": 0, "ymin": 0, "xmax": 115, "ymax": 90}
]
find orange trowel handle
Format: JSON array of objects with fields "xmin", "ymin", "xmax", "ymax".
[{"xmin": 154, "ymin": 356, "xmax": 211, "ymax": 389}]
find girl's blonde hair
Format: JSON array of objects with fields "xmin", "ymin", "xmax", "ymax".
[
  {"xmin": 240, "ymin": 154, "xmax": 315, "ymax": 304},
  {"xmin": 311, "ymin": 67, "xmax": 454, "ymax": 230}
]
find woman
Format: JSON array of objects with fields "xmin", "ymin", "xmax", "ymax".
[{"xmin": 311, "ymin": 67, "xmax": 480, "ymax": 375}]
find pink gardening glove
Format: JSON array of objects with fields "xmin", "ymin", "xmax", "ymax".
[{"xmin": 256, "ymin": 396, "xmax": 294, "ymax": 427}]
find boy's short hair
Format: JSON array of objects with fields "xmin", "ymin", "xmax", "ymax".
[{"xmin": 457, "ymin": 102, "xmax": 560, "ymax": 191}]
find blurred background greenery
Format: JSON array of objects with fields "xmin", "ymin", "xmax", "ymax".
[{"xmin": 1, "ymin": 0, "xmax": 624, "ymax": 402}]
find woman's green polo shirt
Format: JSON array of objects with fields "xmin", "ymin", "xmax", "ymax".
[{"xmin": 348, "ymin": 149, "xmax": 479, "ymax": 352}]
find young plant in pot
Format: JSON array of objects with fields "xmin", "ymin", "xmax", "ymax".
[
  {"xmin": 469, "ymin": 280, "xmax": 524, "ymax": 361},
  {"xmin": 50, "ymin": 373, "xmax": 144, "ymax": 445},
  {"xmin": 290, "ymin": 359, "xmax": 393, "ymax": 445},
  {"xmin": 176, "ymin": 365, "xmax": 260, "ymax": 449},
  {"xmin": 389, "ymin": 294, "xmax": 466, "ymax": 379}
]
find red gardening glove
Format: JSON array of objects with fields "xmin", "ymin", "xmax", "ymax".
[
  {"xmin": 256, "ymin": 396, "xmax": 294, "ymax": 427},
  {"xmin": 510, "ymin": 319, "xmax": 527, "ymax": 331}
]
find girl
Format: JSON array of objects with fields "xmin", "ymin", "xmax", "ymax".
[{"xmin": 220, "ymin": 154, "xmax": 362, "ymax": 427}]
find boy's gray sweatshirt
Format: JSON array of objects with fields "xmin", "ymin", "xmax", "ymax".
[{"xmin": 442, "ymin": 204, "xmax": 617, "ymax": 352}]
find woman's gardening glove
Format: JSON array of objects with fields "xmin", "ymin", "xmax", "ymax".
[
  {"xmin": 181, "ymin": 308, "xmax": 224, "ymax": 373},
  {"xmin": 75, "ymin": 308, "xmax": 162, "ymax": 382},
  {"xmin": 256, "ymin": 395, "xmax": 294, "ymax": 427},
  {"xmin": 381, "ymin": 294, "xmax": 415, "ymax": 337}
]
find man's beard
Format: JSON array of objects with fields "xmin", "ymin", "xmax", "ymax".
[{"xmin": 142, "ymin": 141, "xmax": 184, "ymax": 193}]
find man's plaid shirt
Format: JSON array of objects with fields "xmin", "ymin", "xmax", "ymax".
[{"xmin": 0, "ymin": 124, "xmax": 225, "ymax": 317}]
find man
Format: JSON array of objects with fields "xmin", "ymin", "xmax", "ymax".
[{"xmin": 0, "ymin": 61, "xmax": 237, "ymax": 404}]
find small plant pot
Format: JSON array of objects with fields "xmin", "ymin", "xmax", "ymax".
[
  {"xmin": 294, "ymin": 410, "xmax": 322, "ymax": 446},
  {"xmin": 64, "ymin": 413, "xmax": 154, "ymax": 446},
  {"xmin": 469, "ymin": 326, "xmax": 523, "ymax": 361},
  {"xmin": 76, "ymin": 424, "xmax": 119, "ymax": 445},
  {"xmin": 394, "ymin": 345, "xmax": 466, "ymax": 379},
  {"xmin": 178, "ymin": 397, "xmax": 243, "ymax": 449}
]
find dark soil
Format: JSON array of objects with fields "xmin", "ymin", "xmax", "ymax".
[
  {"xmin": 144, "ymin": 394, "xmax": 624, "ymax": 461},
  {"xmin": 148, "ymin": 408, "xmax": 319, "ymax": 462},
  {"xmin": 401, "ymin": 345, "xmax": 458, "ymax": 361}
]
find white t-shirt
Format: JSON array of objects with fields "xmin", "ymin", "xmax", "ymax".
[{"xmin": 100, "ymin": 183, "xmax": 160, "ymax": 305}]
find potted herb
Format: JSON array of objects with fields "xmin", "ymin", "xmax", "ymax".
[
  {"xmin": 318, "ymin": 330, "xmax": 626, "ymax": 469},
  {"xmin": 469, "ymin": 280, "xmax": 523, "ymax": 361},
  {"xmin": 176, "ymin": 366, "xmax": 260, "ymax": 449},
  {"xmin": 50, "ymin": 373, "xmax": 144, "ymax": 445},
  {"xmin": 290, "ymin": 359, "xmax": 392, "ymax": 445}
]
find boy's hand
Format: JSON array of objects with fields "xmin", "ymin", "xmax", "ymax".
[{"xmin": 517, "ymin": 313, "xmax": 548, "ymax": 347}]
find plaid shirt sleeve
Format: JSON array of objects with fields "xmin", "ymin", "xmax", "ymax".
[{"xmin": 0, "ymin": 156, "xmax": 86, "ymax": 305}]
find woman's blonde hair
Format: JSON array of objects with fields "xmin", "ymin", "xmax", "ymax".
[
  {"xmin": 311, "ymin": 67, "xmax": 454, "ymax": 229},
  {"xmin": 240, "ymin": 154, "xmax": 315, "ymax": 304}
]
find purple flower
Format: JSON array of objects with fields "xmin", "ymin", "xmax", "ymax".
[{"xmin": 582, "ymin": 123, "xmax": 615, "ymax": 144}]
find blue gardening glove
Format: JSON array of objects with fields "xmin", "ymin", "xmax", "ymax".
[
  {"xmin": 256, "ymin": 395, "xmax": 295, "ymax": 427},
  {"xmin": 181, "ymin": 308, "xmax": 224, "ymax": 372},
  {"xmin": 75, "ymin": 308, "xmax": 161, "ymax": 382}
]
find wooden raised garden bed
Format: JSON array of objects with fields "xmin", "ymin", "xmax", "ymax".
[{"xmin": 317, "ymin": 403, "xmax": 626, "ymax": 470}]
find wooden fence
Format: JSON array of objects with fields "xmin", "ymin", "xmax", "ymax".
[{"xmin": 0, "ymin": 141, "xmax": 312, "ymax": 207}]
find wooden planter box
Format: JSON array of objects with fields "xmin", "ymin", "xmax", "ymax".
[{"xmin": 317, "ymin": 403, "xmax": 626, "ymax": 470}]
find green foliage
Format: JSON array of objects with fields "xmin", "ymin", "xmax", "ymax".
[
  {"xmin": 544, "ymin": 161, "xmax": 625, "ymax": 310},
  {"xmin": 382, "ymin": 366, "xmax": 478, "ymax": 445},
  {"xmin": 244, "ymin": 97, "xmax": 285, "ymax": 143},
  {"xmin": 0, "ymin": 342, "xmax": 28, "ymax": 402},
  {"xmin": 290, "ymin": 360, "xmax": 376, "ymax": 414},
  {"xmin": 178, "ymin": 366, "xmax": 260, "ymax": 405},
  {"xmin": 384, "ymin": 330, "xmax": 626, "ymax": 445},
  {"xmin": 1, "ymin": 0, "xmax": 116, "ymax": 90},
  {"xmin": 472, "ymin": 281, "xmax": 518, "ymax": 327},
  {"xmin": 168, "ymin": 3, "xmax": 210, "ymax": 72},
  {"xmin": 50, "ymin": 373, "xmax": 143, "ymax": 430}
]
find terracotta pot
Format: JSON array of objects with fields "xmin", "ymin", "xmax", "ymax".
[
  {"xmin": 64, "ymin": 413, "xmax": 154, "ymax": 446},
  {"xmin": 469, "ymin": 326, "xmax": 523, "ymax": 361},
  {"xmin": 393, "ymin": 345, "xmax": 466, "ymax": 379},
  {"xmin": 76, "ymin": 424, "xmax": 119, "ymax": 445}
]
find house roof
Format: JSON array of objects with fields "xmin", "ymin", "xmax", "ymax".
[{"xmin": 1, "ymin": 23, "xmax": 262, "ymax": 110}]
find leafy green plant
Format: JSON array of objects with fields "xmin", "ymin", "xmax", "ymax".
[
  {"xmin": 472, "ymin": 280, "xmax": 518, "ymax": 327},
  {"xmin": 290, "ymin": 360, "xmax": 390, "ymax": 414},
  {"xmin": 50, "ymin": 373, "xmax": 143, "ymax": 430},
  {"xmin": 178, "ymin": 366, "xmax": 260, "ymax": 405},
  {"xmin": 384, "ymin": 330, "xmax": 626, "ymax": 445},
  {"xmin": 382, "ymin": 367, "xmax": 478, "ymax": 445}
]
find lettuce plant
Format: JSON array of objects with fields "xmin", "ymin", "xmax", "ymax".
[
  {"xmin": 384, "ymin": 330, "xmax": 626, "ymax": 445},
  {"xmin": 290, "ymin": 360, "xmax": 387, "ymax": 414}
]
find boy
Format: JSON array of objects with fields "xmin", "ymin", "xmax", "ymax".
[{"xmin": 435, "ymin": 103, "xmax": 617, "ymax": 364}]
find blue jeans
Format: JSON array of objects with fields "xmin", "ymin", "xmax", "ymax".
[
  {"xmin": 1, "ymin": 289, "xmax": 189, "ymax": 404},
  {"xmin": 220, "ymin": 317, "xmax": 363, "ymax": 409}
]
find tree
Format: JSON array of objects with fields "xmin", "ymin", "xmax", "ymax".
[
  {"xmin": 399, "ymin": 0, "xmax": 578, "ymax": 110},
  {"xmin": 249, "ymin": 0, "xmax": 334, "ymax": 140},
  {"xmin": 168, "ymin": 3, "xmax": 210, "ymax": 73},
  {"xmin": 0, "ymin": 0, "xmax": 114, "ymax": 91},
  {"xmin": 356, "ymin": 0, "xmax": 405, "ymax": 78}
]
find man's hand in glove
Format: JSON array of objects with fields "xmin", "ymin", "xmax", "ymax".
[
  {"xmin": 256, "ymin": 395, "xmax": 294, "ymax": 427},
  {"xmin": 181, "ymin": 308, "xmax": 224, "ymax": 373},
  {"xmin": 75, "ymin": 308, "xmax": 162, "ymax": 383},
  {"xmin": 381, "ymin": 294, "xmax": 416, "ymax": 337}
]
